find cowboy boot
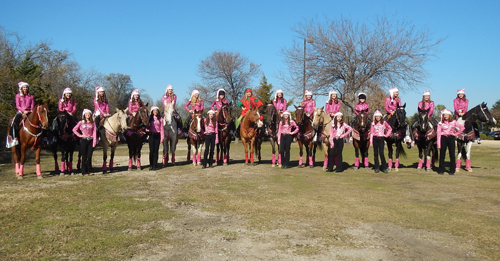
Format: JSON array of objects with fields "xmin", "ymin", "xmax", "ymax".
[
  {"xmin": 60, "ymin": 161, "xmax": 66, "ymax": 174},
  {"xmin": 417, "ymin": 158, "xmax": 423, "ymax": 169},
  {"xmin": 136, "ymin": 158, "xmax": 141, "ymax": 170}
]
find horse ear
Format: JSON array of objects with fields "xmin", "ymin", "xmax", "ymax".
[
  {"xmin": 146, "ymin": 102, "xmax": 149, "ymax": 107},
  {"xmin": 320, "ymin": 106, "xmax": 324, "ymax": 110},
  {"xmin": 294, "ymin": 105, "xmax": 298, "ymax": 109},
  {"xmin": 403, "ymin": 103, "xmax": 406, "ymax": 108}
]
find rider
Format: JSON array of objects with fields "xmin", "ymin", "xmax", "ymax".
[
  {"xmin": 7, "ymin": 82, "xmax": 35, "ymax": 147},
  {"xmin": 384, "ymin": 87, "xmax": 401, "ymax": 119},
  {"xmin": 325, "ymin": 90, "xmax": 341, "ymax": 119},
  {"xmin": 272, "ymin": 89, "xmax": 287, "ymax": 118},
  {"xmin": 235, "ymin": 88, "xmax": 263, "ymax": 138},
  {"xmin": 94, "ymin": 86, "xmax": 110, "ymax": 142},
  {"xmin": 411, "ymin": 91, "xmax": 437, "ymax": 129},
  {"xmin": 437, "ymin": 109, "xmax": 465, "ymax": 175},
  {"xmin": 128, "ymin": 89, "xmax": 143, "ymax": 119},
  {"xmin": 301, "ymin": 90, "xmax": 315, "ymax": 118},
  {"xmin": 183, "ymin": 90, "xmax": 204, "ymax": 137},
  {"xmin": 210, "ymin": 89, "xmax": 235, "ymax": 136},
  {"xmin": 350, "ymin": 92, "xmax": 369, "ymax": 127},
  {"xmin": 454, "ymin": 89, "xmax": 481, "ymax": 144},
  {"xmin": 162, "ymin": 84, "xmax": 182, "ymax": 134},
  {"xmin": 58, "ymin": 87, "xmax": 77, "ymax": 118}
]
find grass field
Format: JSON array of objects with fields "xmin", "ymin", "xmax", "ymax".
[{"xmin": 1, "ymin": 140, "xmax": 499, "ymax": 260}]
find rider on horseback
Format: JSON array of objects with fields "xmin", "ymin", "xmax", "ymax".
[
  {"xmin": 272, "ymin": 89, "xmax": 287, "ymax": 118},
  {"xmin": 236, "ymin": 88, "xmax": 263, "ymax": 138},
  {"xmin": 162, "ymin": 84, "xmax": 182, "ymax": 134},
  {"xmin": 7, "ymin": 82, "xmax": 34, "ymax": 148},
  {"xmin": 384, "ymin": 87, "xmax": 401, "ymax": 120},
  {"xmin": 412, "ymin": 91, "xmax": 438, "ymax": 128},
  {"xmin": 325, "ymin": 90, "xmax": 341, "ymax": 119},
  {"xmin": 350, "ymin": 93, "xmax": 370, "ymax": 127},
  {"xmin": 210, "ymin": 89, "xmax": 235, "ymax": 135},
  {"xmin": 183, "ymin": 90, "xmax": 204, "ymax": 137},
  {"xmin": 454, "ymin": 89, "xmax": 481, "ymax": 144},
  {"xmin": 94, "ymin": 86, "xmax": 109, "ymax": 142}
]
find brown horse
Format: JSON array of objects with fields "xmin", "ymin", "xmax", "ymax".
[
  {"xmin": 352, "ymin": 109, "xmax": 371, "ymax": 170},
  {"xmin": 8, "ymin": 101, "xmax": 50, "ymax": 179},
  {"xmin": 216, "ymin": 103, "xmax": 232, "ymax": 165},
  {"xmin": 295, "ymin": 105, "xmax": 317, "ymax": 168},
  {"xmin": 311, "ymin": 107, "xmax": 332, "ymax": 170},
  {"xmin": 240, "ymin": 107, "xmax": 263, "ymax": 165},
  {"xmin": 187, "ymin": 110, "xmax": 204, "ymax": 166},
  {"xmin": 126, "ymin": 104, "xmax": 149, "ymax": 171}
]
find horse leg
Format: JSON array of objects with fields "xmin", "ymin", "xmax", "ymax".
[
  {"xmin": 187, "ymin": 138, "xmax": 191, "ymax": 161},
  {"xmin": 68, "ymin": 148, "xmax": 74, "ymax": 174},
  {"xmin": 417, "ymin": 143, "xmax": 423, "ymax": 170},
  {"xmin": 197, "ymin": 141, "xmax": 203, "ymax": 166},
  {"xmin": 456, "ymin": 141, "xmax": 463, "ymax": 172},
  {"xmin": 465, "ymin": 141, "xmax": 473, "ymax": 172},
  {"xmin": 353, "ymin": 141, "xmax": 360, "ymax": 170},
  {"xmin": 322, "ymin": 142, "xmax": 328, "ymax": 170},
  {"xmin": 387, "ymin": 142, "xmax": 393, "ymax": 170},
  {"xmin": 18, "ymin": 144, "xmax": 27, "ymax": 178},
  {"xmin": 35, "ymin": 146, "xmax": 43, "ymax": 179},
  {"xmin": 102, "ymin": 142, "xmax": 108, "ymax": 174},
  {"xmin": 364, "ymin": 140, "xmax": 370, "ymax": 169},
  {"xmin": 11, "ymin": 146, "xmax": 21, "ymax": 178},
  {"xmin": 171, "ymin": 136, "xmax": 177, "ymax": 164},
  {"xmin": 308, "ymin": 143, "xmax": 314, "ymax": 168},
  {"xmin": 191, "ymin": 143, "xmax": 197, "ymax": 166},
  {"xmin": 394, "ymin": 143, "xmax": 400, "ymax": 172},
  {"xmin": 250, "ymin": 138, "xmax": 255, "ymax": 165},
  {"xmin": 52, "ymin": 143, "xmax": 59, "ymax": 172},
  {"xmin": 136, "ymin": 144, "xmax": 142, "ymax": 170},
  {"xmin": 297, "ymin": 141, "xmax": 303, "ymax": 167}
]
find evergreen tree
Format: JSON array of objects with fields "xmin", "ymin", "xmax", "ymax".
[{"xmin": 254, "ymin": 74, "xmax": 273, "ymax": 114}]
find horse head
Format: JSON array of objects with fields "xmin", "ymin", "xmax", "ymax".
[
  {"xmin": 37, "ymin": 101, "xmax": 50, "ymax": 130},
  {"xmin": 478, "ymin": 102, "xmax": 497, "ymax": 125},
  {"xmin": 116, "ymin": 108, "xmax": 129, "ymax": 133},
  {"xmin": 294, "ymin": 105, "xmax": 305, "ymax": 125},
  {"xmin": 266, "ymin": 104, "xmax": 277, "ymax": 126},
  {"xmin": 312, "ymin": 107, "xmax": 324, "ymax": 130},
  {"xmin": 417, "ymin": 108, "xmax": 430, "ymax": 132},
  {"xmin": 138, "ymin": 104, "xmax": 150, "ymax": 127},
  {"xmin": 394, "ymin": 103, "xmax": 407, "ymax": 128},
  {"xmin": 191, "ymin": 110, "xmax": 203, "ymax": 133},
  {"xmin": 219, "ymin": 103, "xmax": 232, "ymax": 125},
  {"xmin": 356, "ymin": 109, "xmax": 369, "ymax": 132}
]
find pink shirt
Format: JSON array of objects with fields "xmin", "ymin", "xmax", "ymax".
[
  {"xmin": 58, "ymin": 99, "xmax": 77, "ymax": 114},
  {"xmin": 273, "ymin": 99, "xmax": 287, "ymax": 112},
  {"xmin": 94, "ymin": 97, "xmax": 109, "ymax": 116},
  {"xmin": 210, "ymin": 99, "xmax": 229, "ymax": 111},
  {"xmin": 385, "ymin": 97, "xmax": 401, "ymax": 114},
  {"xmin": 301, "ymin": 99, "xmax": 316, "ymax": 115},
  {"xmin": 329, "ymin": 122, "xmax": 352, "ymax": 147},
  {"xmin": 453, "ymin": 98, "xmax": 468, "ymax": 115},
  {"xmin": 184, "ymin": 100, "xmax": 204, "ymax": 112},
  {"xmin": 148, "ymin": 117, "xmax": 165, "ymax": 139},
  {"xmin": 204, "ymin": 119, "xmax": 219, "ymax": 144},
  {"xmin": 325, "ymin": 101, "xmax": 341, "ymax": 115},
  {"xmin": 15, "ymin": 93, "xmax": 34, "ymax": 113},
  {"xmin": 162, "ymin": 94, "xmax": 177, "ymax": 109},
  {"xmin": 418, "ymin": 101, "xmax": 435, "ymax": 117},
  {"xmin": 354, "ymin": 103, "xmax": 369, "ymax": 115},
  {"xmin": 277, "ymin": 119, "xmax": 299, "ymax": 143},
  {"xmin": 73, "ymin": 120, "xmax": 97, "ymax": 147},
  {"xmin": 128, "ymin": 101, "xmax": 141, "ymax": 114},
  {"xmin": 370, "ymin": 121, "xmax": 392, "ymax": 145},
  {"xmin": 437, "ymin": 120, "xmax": 465, "ymax": 147}
]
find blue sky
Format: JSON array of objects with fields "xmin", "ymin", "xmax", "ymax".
[{"xmin": 1, "ymin": 0, "xmax": 499, "ymax": 115}]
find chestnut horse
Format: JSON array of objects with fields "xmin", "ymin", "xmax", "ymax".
[
  {"xmin": 126, "ymin": 104, "xmax": 149, "ymax": 171},
  {"xmin": 216, "ymin": 103, "xmax": 232, "ymax": 165},
  {"xmin": 295, "ymin": 105, "xmax": 317, "ymax": 168},
  {"xmin": 240, "ymin": 107, "xmax": 263, "ymax": 165},
  {"xmin": 187, "ymin": 110, "xmax": 204, "ymax": 166},
  {"xmin": 8, "ymin": 101, "xmax": 50, "ymax": 179}
]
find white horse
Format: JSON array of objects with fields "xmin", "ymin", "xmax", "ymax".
[{"xmin": 163, "ymin": 103, "xmax": 179, "ymax": 166}]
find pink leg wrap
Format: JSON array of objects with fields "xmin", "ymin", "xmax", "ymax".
[
  {"xmin": 163, "ymin": 154, "xmax": 167, "ymax": 164},
  {"xmin": 272, "ymin": 154, "xmax": 276, "ymax": 164},
  {"xmin": 128, "ymin": 158, "xmax": 133, "ymax": 168},
  {"xmin": 364, "ymin": 157, "xmax": 369, "ymax": 167},
  {"xmin": 456, "ymin": 159, "xmax": 461, "ymax": 169},
  {"xmin": 172, "ymin": 153, "xmax": 175, "ymax": 163},
  {"xmin": 15, "ymin": 163, "xmax": 19, "ymax": 174},
  {"xmin": 197, "ymin": 153, "xmax": 201, "ymax": 163},
  {"xmin": 250, "ymin": 154, "xmax": 254, "ymax": 163},
  {"xmin": 418, "ymin": 159, "xmax": 423, "ymax": 169},
  {"xmin": 102, "ymin": 161, "xmax": 107, "ymax": 171},
  {"xmin": 324, "ymin": 157, "xmax": 328, "ymax": 167},
  {"xmin": 109, "ymin": 160, "xmax": 113, "ymax": 170},
  {"xmin": 36, "ymin": 164, "xmax": 41, "ymax": 176},
  {"xmin": 309, "ymin": 156, "xmax": 313, "ymax": 166},
  {"xmin": 298, "ymin": 156, "xmax": 302, "ymax": 166},
  {"xmin": 193, "ymin": 153, "xmax": 197, "ymax": 163},
  {"xmin": 426, "ymin": 159, "xmax": 431, "ymax": 169},
  {"xmin": 466, "ymin": 159, "xmax": 471, "ymax": 169},
  {"xmin": 136, "ymin": 158, "xmax": 141, "ymax": 168},
  {"xmin": 395, "ymin": 159, "xmax": 399, "ymax": 168},
  {"xmin": 388, "ymin": 159, "xmax": 393, "ymax": 168},
  {"xmin": 354, "ymin": 157, "xmax": 359, "ymax": 167},
  {"xmin": 19, "ymin": 165, "xmax": 24, "ymax": 176},
  {"xmin": 223, "ymin": 154, "xmax": 227, "ymax": 163},
  {"xmin": 278, "ymin": 154, "xmax": 282, "ymax": 164},
  {"xmin": 60, "ymin": 161, "xmax": 66, "ymax": 173},
  {"xmin": 68, "ymin": 162, "xmax": 73, "ymax": 172},
  {"xmin": 245, "ymin": 153, "xmax": 248, "ymax": 162}
]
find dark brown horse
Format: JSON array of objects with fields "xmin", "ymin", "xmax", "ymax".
[
  {"xmin": 8, "ymin": 101, "xmax": 50, "ymax": 179},
  {"xmin": 352, "ymin": 109, "xmax": 371, "ymax": 170},
  {"xmin": 51, "ymin": 111, "xmax": 78, "ymax": 175},
  {"xmin": 216, "ymin": 103, "xmax": 232, "ymax": 165},
  {"xmin": 266, "ymin": 104, "xmax": 280, "ymax": 167},
  {"xmin": 187, "ymin": 110, "xmax": 204, "ymax": 166},
  {"xmin": 295, "ymin": 105, "xmax": 316, "ymax": 168},
  {"xmin": 240, "ymin": 107, "xmax": 262, "ymax": 165},
  {"xmin": 126, "ymin": 104, "xmax": 149, "ymax": 171}
]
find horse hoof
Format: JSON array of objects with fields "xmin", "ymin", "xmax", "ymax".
[
  {"xmin": 223, "ymin": 163, "xmax": 228, "ymax": 166},
  {"xmin": 395, "ymin": 168, "xmax": 399, "ymax": 172},
  {"xmin": 60, "ymin": 173, "xmax": 65, "ymax": 176},
  {"xmin": 426, "ymin": 168, "xmax": 431, "ymax": 172},
  {"xmin": 37, "ymin": 175, "xmax": 43, "ymax": 179},
  {"xmin": 387, "ymin": 168, "xmax": 392, "ymax": 172},
  {"xmin": 365, "ymin": 167, "xmax": 370, "ymax": 170},
  {"xmin": 17, "ymin": 175, "xmax": 23, "ymax": 180},
  {"xmin": 297, "ymin": 165, "xmax": 303, "ymax": 168},
  {"xmin": 309, "ymin": 165, "xmax": 314, "ymax": 168},
  {"xmin": 353, "ymin": 167, "xmax": 358, "ymax": 170},
  {"xmin": 467, "ymin": 169, "xmax": 473, "ymax": 172},
  {"xmin": 128, "ymin": 168, "xmax": 132, "ymax": 171},
  {"xmin": 417, "ymin": 167, "xmax": 422, "ymax": 170},
  {"xmin": 456, "ymin": 169, "xmax": 460, "ymax": 173},
  {"xmin": 272, "ymin": 164, "xmax": 276, "ymax": 167}
]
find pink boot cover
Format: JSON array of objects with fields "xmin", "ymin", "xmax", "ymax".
[
  {"xmin": 417, "ymin": 159, "xmax": 423, "ymax": 169},
  {"xmin": 109, "ymin": 160, "xmax": 113, "ymax": 170},
  {"xmin": 364, "ymin": 157, "xmax": 369, "ymax": 167},
  {"xmin": 136, "ymin": 158, "xmax": 141, "ymax": 169},
  {"xmin": 36, "ymin": 164, "xmax": 42, "ymax": 176},
  {"xmin": 60, "ymin": 162, "xmax": 66, "ymax": 173},
  {"xmin": 272, "ymin": 154, "xmax": 276, "ymax": 164},
  {"xmin": 68, "ymin": 162, "xmax": 73, "ymax": 172},
  {"xmin": 102, "ymin": 161, "xmax": 107, "ymax": 171},
  {"xmin": 128, "ymin": 158, "xmax": 133, "ymax": 168},
  {"xmin": 323, "ymin": 157, "xmax": 328, "ymax": 167},
  {"xmin": 456, "ymin": 159, "xmax": 461, "ymax": 169},
  {"xmin": 388, "ymin": 159, "xmax": 393, "ymax": 168},
  {"xmin": 395, "ymin": 159, "xmax": 399, "ymax": 169}
]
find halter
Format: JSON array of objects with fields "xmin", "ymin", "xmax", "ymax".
[
  {"xmin": 479, "ymin": 104, "xmax": 490, "ymax": 122},
  {"xmin": 22, "ymin": 104, "xmax": 48, "ymax": 150}
]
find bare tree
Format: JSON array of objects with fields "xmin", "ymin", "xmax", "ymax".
[
  {"xmin": 198, "ymin": 51, "xmax": 261, "ymax": 107},
  {"xmin": 282, "ymin": 16, "xmax": 444, "ymax": 113},
  {"xmin": 101, "ymin": 73, "xmax": 134, "ymax": 110}
]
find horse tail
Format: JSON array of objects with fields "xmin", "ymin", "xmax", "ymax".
[{"xmin": 397, "ymin": 141, "xmax": 407, "ymax": 158}]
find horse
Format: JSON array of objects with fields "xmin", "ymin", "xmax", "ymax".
[
  {"xmin": 8, "ymin": 101, "xmax": 50, "ymax": 179},
  {"xmin": 216, "ymin": 103, "xmax": 232, "ymax": 166},
  {"xmin": 51, "ymin": 111, "xmax": 78, "ymax": 175},
  {"xmin": 97, "ymin": 108, "xmax": 128, "ymax": 173},
  {"xmin": 311, "ymin": 107, "xmax": 332, "ymax": 170},
  {"xmin": 295, "ymin": 105, "xmax": 317, "ymax": 168},
  {"xmin": 187, "ymin": 110, "xmax": 204, "ymax": 166},
  {"xmin": 162, "ymin": 103, "xmax": 179, "ymax": 166},
  {"xmin": 352, "ymin": 110, "xmax": 371, "ymax": 170},
  {"xmin": 125, "ymin": 104, "xmax": 149, "ymax": 171},
  {"xmin": 239, "ymin": 106, "xmax": 263, "ymax": 166},
  {"xmin": 456, "ymin": 102, "xmax": 497, "ymax": 172},
  {"xmin": 265, "ymin": 104, "xmax": 280, "ymax": 167},
  {"xmin": 411, "ymin": 109, "xmax": 438, "ymax": 171},
  {"xmin": 385, "ymin": 103, "xmax": 409, "ymax": 171}
]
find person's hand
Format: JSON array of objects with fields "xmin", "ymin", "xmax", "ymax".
[
  {"xmin": 161, "ymin": 139, "xmax": 164, "ymax": 143},
  {"xmin": 189, "ymin": 110, "xmax": 194, "ymax": 113},
  {"xmin": 105, "ymin": 114, "xmax": 110, "ymax": 117},
  {"xmin": 391, "ymin": 111, "xmax": 395, "ymax": 115}
]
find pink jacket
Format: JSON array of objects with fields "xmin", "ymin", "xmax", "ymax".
[
  {"xmin": 325, "ymin": 101, "xmax": 341, "ymax": 115},
  {"xmin": 453, "ymin": 98, "xmax": 468, "ymax": 115},
  {"xmin": 437, "ymin": 120, "xmax": 465, "ymax": 147},
  {"xmin": 370, "ymin": 121, "xmax": 392, "ymax": 145},
  {"xmin": 354, "ymin": 103, "xmax": 369, "ymax": 115},
  {"xmin": 58, "ymin": 99, "xmax": 77, "ymax": 114},
  {"xmin": 329, "ymin": 122, "xmax": 352, "ymax": 147},
  {"xmin": 148, "ymin": 117, "xmax": 164, "ymax": 141},
  {"xmin": 301, "ymin": 99, "xmax": 316, "ymax": 115},
  {"xmin": 162, "ymin": 94, "xmax": 177, "ymax": 109},
  {"xmin": 94, "ymin": 97, "xmax": 109, "ymax": 116},
  {"xmin": 15, "ymin": 93, "xmax": 34, "ymax": 113},
  {"xmin": 418, "ymin": 101, "xmax": 435, "ymax": 117},
  {"xmin": 184, "ymin": 100, "xmax": 204, "ymax": 112},
  {"xmin": 210, "ymin": 99, "xmax": 229, "ymax": 111},
  {"xmin": 73, "ymin": 120, "xmax": 97, "ymax": 147},
  {"xmin": 204, "ymin": 119, "xmax": 219, "ymax": 144},
  {"xmin": 277, "ymin": 120, "xmax": 299, "ymax": 144},
  {"xmin": 385, "ymin": 97, "xmax": 401, "ymax": 114},
  {"xmin": 273, "ymin": 99, "xmax": 287, "ymax": 112},
  {"xmin": 128, "ymin": 101, "xmax": 141, "ymax": 114}
]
